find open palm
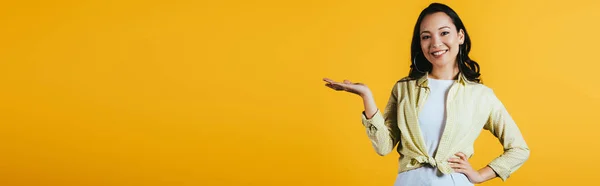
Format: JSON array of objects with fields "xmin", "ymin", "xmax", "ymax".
[{"xmin": 323, "ymin": 78, "xmax": 371, "ymax": 97}]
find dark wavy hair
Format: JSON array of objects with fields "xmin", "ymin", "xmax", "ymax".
[{"xmin": 409, "ymin": 3, "xmax": 481, "ymax": 83}]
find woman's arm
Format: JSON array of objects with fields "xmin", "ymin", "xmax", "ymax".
[
  {"xmin": 449, "ymin": 89, "xmax": 529, "ymax": 183},
  {"xmin": 361, "ymin": 91, "xmax": 378, "ymax": 119},
  {"xmin": 448, "ymin": 153, "xmax": 497, "ymax": 184},
  {"xmin": 483, "ymin": 89, "xmax": 530, "ymax": 181},
  {"xmin": 360, "ymin": 83, "xmax": 401, "ymax": 156},
  {"xmin": 323, "ymin": 78, "xmax": 401, "ymax": 156},
  {"xmin": 477, "ymin": 166, "xmax": 499, "ymax": 181}
]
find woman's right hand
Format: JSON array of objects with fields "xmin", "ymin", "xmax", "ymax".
[{"xmin": 323, "ymin": 78, "xmax": 372, "ymax": 97}]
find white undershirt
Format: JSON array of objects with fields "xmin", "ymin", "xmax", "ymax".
[
  {"xmin": 419, "ymin": 78, "xmax": 455, "ymax": 157},
  {"xmin": 393, "ymin": 78, "xmax": 473, "ymax": 186}
]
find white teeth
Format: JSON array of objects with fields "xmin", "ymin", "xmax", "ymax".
[{"xmin": 432, "ymin": 50, "xmax": 447, "ymax": 56}]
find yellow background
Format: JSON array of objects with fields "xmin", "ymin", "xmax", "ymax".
[{"xmin": 0, "ymin": 0, "xmax": 597, "ymax": 185}]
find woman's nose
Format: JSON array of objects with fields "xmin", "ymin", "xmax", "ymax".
[{"xmin": 431, "ymin": 36, "xmax": 443, "ymax": 48}]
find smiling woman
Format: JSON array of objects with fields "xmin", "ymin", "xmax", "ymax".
[
  {"xmin": 323, "ymin": 3, "xmax": 529, "ymax": 186},
  {"xmin": 410, "ymin": 4, "xmax": 480, "ymax": 83}
]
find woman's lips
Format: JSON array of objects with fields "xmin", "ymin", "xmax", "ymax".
[{"xmin": 431, "ymin": 49, "xmax": 448, "ymax": 58}]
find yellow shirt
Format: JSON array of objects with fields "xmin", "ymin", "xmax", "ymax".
[{"xmin": 361, "ymin": 72, "xmax": 530, "ymax": 181}]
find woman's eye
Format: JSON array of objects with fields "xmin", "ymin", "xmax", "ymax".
[
  {"xmin": 421, "ymin": 35, "xmax": 430, "ymax": 40},
  {"xmin": 441, "ymin": 31, "xmax": 450, "ymax": 36}
]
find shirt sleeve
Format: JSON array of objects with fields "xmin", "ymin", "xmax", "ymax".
[
  {"xmin": 360, "ymin": 83, "xmax": 401, "ymax": 156},
  {"xmin": 484, "ymin": 89, "xmax": 530, "ymax": 181}
]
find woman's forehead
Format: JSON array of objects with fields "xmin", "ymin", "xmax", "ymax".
[{"xmin": 420, "ymin": 12, "xmax": 455, "ymax": 32}]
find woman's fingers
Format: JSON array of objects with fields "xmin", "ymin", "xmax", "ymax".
[
  {"xmin": 323, "ymin": 78, "xmax": 344, "ymax": 86},
  {"xmin": 323, "ymin": 77, "xmax": 369, "ymax": 96},
  {"xmin": 449, "ymin": 163, "xmax": 467, "ymax": 170},
  {"xmin": 447, "ymin": 158, "xmax": 463, "ymax": 164},
  {"xmin": 323, "ymin": 78, "xmax": 337, "ymax": 84},
  {"xmin": 449, "ymin": 163, "xmax": 468, "ymax": 173},
  {"xmin": 325, "ymin": 83, "xmax": 345, "ymax": 91},
  {"xmin": 323, "ymin": 78, "xmax": 342, "ymax": 90},
  {"xmin": 448, "ymin": 160, "xmax": 466, "ymax": 167},
  {"xmin": 449, "ymin": 153, "xmax": 481, "ymax": 184},
  {"xmin": 455, "ymin": 152, "xmax": 468, "ymax": 160},
  {"xmin": 323, "ymin": 78, "xmax": 350, "ymax": 90},
  {"xmin": 323, "ymin": 78, "xmax": 363, "ymax": 86}
]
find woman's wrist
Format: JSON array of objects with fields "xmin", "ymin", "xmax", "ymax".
[
  {"xmin": 359, "ymin": 89, "xmax": 372, "ymax": 98},
  {"xmin": 475, "ymin": 166, "xmax": 497, "ymax": 184}
]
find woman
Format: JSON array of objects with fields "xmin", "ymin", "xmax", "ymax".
[{"xmin": 323, "ymin": 3, "xmax": 529, "ymax": 186}]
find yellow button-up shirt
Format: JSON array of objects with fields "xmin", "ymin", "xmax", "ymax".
[{"xmin": 361, "ymin": 72, "xmax": 530, "ymax": 181}]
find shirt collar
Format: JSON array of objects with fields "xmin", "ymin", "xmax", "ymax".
[{"xmin": 416, "ymin": 71, "xmax": 469, "ymax": 87}]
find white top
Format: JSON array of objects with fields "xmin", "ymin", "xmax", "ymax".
[{"xmin": 393, "ymin": 78, "xmax": 473, "ymax": 186}]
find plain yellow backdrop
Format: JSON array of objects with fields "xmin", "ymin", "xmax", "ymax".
[{"xmin": 0, "ymin": 0, "xmax": 598, "ymax": 185}]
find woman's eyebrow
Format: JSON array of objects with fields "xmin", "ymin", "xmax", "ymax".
[
  {"xmin": 421, "ymin": 26, "xmax": 452, "ymax": 35},
  {"xmin": 439, "ymin": 26, "xmax": 451, "ymax": 30}
]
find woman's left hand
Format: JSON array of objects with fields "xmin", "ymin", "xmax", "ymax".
[{"xmin": 448, "ymin": 152, "xmax": 486, "ymax": 184}]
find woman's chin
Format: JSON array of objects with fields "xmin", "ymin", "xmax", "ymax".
[{"xmin": 429, "ymin": 60, "xmax": 454, "ymax": 68}]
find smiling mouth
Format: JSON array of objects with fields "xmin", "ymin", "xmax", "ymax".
[{"xmin": 431, "ymin": 49, "xmax": 449, "ymax": 56}]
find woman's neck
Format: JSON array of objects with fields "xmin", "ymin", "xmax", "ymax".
[{"xmin": 429, "ymin": 63, "xmax": 459, "ymax": 80}]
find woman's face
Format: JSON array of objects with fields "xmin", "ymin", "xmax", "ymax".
[{"xmin": 419, "ymin": 12, "xmax": 464, "ymax": 69}]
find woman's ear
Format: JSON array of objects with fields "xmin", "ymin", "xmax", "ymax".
[{"xmin": 459, "ymin": 29, "xmax": 465, "ymax": 45}]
